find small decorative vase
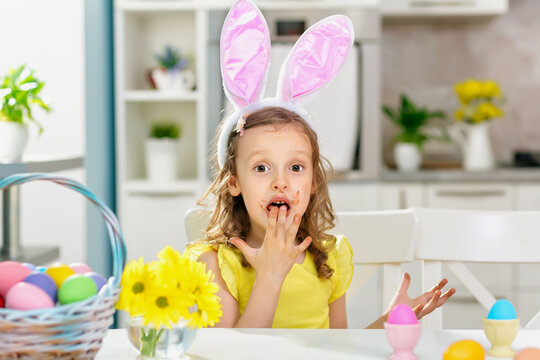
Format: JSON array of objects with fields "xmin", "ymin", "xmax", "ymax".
[
  {"xmin": 451, "ymin": 122, "xmax": 495, "ymax": 171},
  {"xmin": 0, "ymin": 121, "xmax": 29, "ymax": 162},
  {"xmin": 126, "ymin": 317, "xmax": 197, "ymax": 359},
  {"xmin": 145, "ymin": 138, "xmax": 179, "ymax": 182},
  {"xmin": 151, "ymin": 68, "xmax": 195, "ymax": 93},
  {"xmin": 394, "ymin": 142, "xmax": 421, "ymax": 172}
]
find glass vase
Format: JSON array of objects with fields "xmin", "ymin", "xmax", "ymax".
[{"xmin": 126, "ymin": 316, "xmax": 197, "ymax": 359}]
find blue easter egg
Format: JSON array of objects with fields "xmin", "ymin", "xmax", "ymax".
[
  {"xmin": 23, "ymin": 271, "xmax": 58, "ymax": 302},
  {"xmin": 487, "ymin": 299, "xmax": 517, "ymax": 320},
  {"xmin": 36, "ymin": 266, "xmax": 47, "ymax": 272}
]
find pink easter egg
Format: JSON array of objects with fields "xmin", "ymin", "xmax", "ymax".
[
  {"xmin": 0, "ymin": 261, "xmax": 32, "ymax": 297},
  {"xmin": 5, "ymin": 282, "xmax": 55, "ymax": 310},
  {"xmin": 69, "ymin": 262, "xmax": 92, "ymax": 274},
  {"xmin": 387, "ymin": 304, "xmax": 419, "ymax": 325},
  {"xmin": 515, "ymin": 348, "xmax": 540, "ymax": 360}
]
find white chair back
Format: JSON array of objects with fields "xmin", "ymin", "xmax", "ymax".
[
  {"xmin": 184, "ymin": 208, "xmax": 211, "ymax": 244},
  {"xmin": 414, "ymin": 207, "xmax": 540, "ymax": 329},
  {"xmin": 333, "ymin": 209, "xmax": 418, "ymax": 310}
]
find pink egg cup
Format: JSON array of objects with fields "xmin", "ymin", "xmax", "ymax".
[{"xmin": 384, "ymin": 322, "xmax": 422, "ymax": 360}]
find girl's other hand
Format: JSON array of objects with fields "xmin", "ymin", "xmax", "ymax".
[
  {"xmin": 229, "ymin": 206, "xmax": 312, "ymax": 284},
  {"xmin": 386, "ymin": 272, "xmax": 456, "ymax": 320}
]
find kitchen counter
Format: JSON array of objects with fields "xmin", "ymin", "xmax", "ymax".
[{"xmin": 381, "ymin": 167, "xmax": 540, "ymax": 182}]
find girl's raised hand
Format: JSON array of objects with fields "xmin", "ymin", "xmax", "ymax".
[
  {"xmin": 386, "ymin": 272, "xmax": 456, "ymax": 320},
  {"xmin": 229, "ymin": 206, "xmax": 312, "ymax": 283}
]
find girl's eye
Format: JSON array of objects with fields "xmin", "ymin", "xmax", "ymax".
[
  {"xmin": 254, "ymin": 164, "xmax": 269, "ymax": 173},
  {"xmin": 291, "ymin": 164, "xmax": 304, "ymax": 172}
]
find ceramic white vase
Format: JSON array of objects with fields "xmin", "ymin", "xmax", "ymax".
[
  {"xmin": 0, "ymin": 122, "xmax": 29, "ymax": 162},
  {"xmin": 451, "ymin": 122, "xmax": 495, "ymax": 171},
  {"xmin": 394, "ymin": 142, "xmax": 421, "ymax": 172},
  {"xmin": 151, "ymin": 68, "xmax": 195, "ymax": 92},
  {"xmin": 145, "ymin": 138, "xmax": 179, "ymax": 182}
]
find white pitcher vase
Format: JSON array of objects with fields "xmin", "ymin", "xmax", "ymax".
[{"xmin": 451, "ymin": 122, "xmax": 495, "ymax": 171}]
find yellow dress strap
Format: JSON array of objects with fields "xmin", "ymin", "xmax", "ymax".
[
  {"xmin": 328, "ymin": 235, "xmax": 354, "ymax": 303},
  {"xmin": 217, "ymin": 245, "xmax": 241, "ymax": 301}
]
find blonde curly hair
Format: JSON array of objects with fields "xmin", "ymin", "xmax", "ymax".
[{"xmin": 198, "ymin": 107, "xmax": 336, "ymax": 279}]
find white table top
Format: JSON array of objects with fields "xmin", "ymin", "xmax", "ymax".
[{"xmin": 96, "ymin": 328, "xmax": 540, "ymax": 359}]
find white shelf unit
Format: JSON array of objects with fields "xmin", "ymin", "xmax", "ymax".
[
  {"xmin": 115, "ymin": 2, "xmax": 209, "ymax": 260},
  {"xmin": 381, "ymin": 0, "xmax": 508, "ymax": 17}
]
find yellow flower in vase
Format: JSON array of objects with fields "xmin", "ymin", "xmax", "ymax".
[
  {"xmin": 454, "ymin": 79, "xmax": 505, "ymax": 124},
  {"xmin": 116, "ymin": 257, "xmax": 154, "ymax": 317},
  {"xmin": 117, "ymin": 246, "xmax": 222, "ymax": 358}
]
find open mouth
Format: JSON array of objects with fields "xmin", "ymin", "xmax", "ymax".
[{"xmin": 266, "ymin": 198, "xmax": 291, "ymax": 216}]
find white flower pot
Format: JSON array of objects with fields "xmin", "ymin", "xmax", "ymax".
[
  {"xmin": 151, "ymin": 68, "xmax": 195, "ymax": 93},
  {"xmin": 394, "ymin": 142, "xmax": 422, "ymax": 172},
  {"xmin": 0, "ymin": 122, "xmax": 29, "ymax": 162},
  {"xmin": 145, "ymin": 138, "xmax": 179, "ymax": 182}
]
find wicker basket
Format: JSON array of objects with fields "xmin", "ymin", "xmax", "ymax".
[{"xmin": 0, "ymin": 173, "xmax": 126, "ymax": 360}]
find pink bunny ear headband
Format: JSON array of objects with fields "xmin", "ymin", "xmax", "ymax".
[{"xmin": 217, "ymin": 0, "xmax": 355, "ymax": 168}]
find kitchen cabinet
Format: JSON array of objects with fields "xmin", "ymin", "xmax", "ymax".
[
  {"xmin": 381, "ymin": 0, "xmax": 508, "ymax": 17},
  {"xmin": 425, "ymin": 183, "xmax": 513, "ymax": 210},
  {"xmin": 328, "ymin": 182, "xmax": 380, "ymax": 212}
]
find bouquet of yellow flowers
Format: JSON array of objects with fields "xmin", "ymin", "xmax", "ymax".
[
  {"xmin": 116, "ymin": 246, "xmax": 222, "ymax": 356},
  {"xmin": 454, "ymin": 79, "xmax": 504, "ymax": 124}
]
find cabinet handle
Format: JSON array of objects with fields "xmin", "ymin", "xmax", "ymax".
[
  {"xmin": 435, "ymin": 190, "xmax": 507, "ymax": 198},
  {"xmin": 409, "ymin": 0, "xmax": 474, "ymax": 7}
]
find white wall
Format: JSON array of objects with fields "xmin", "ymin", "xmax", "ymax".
[{"xmin": 0, "ymin": 0, "xmax": 86, "ymax": 265}]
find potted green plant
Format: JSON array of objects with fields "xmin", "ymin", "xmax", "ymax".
[
  {"xmin": 146, "ymin": 119, "xmax": 182, "ymax": 182},
  {"xmin": 0, "ymin": 64, "xmax": 51, "ymax": 162},
  {"xmin": 383, "ymin": 93, "xmax": 447, "ymax": 172},
  {"xmin": 150, "ymin": 45, "xmax": 195, "ymax": 93}
]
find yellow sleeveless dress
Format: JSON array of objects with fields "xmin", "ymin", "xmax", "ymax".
[{"xmin": 187, "ymin": 235, "xmax": 353, "ymax": 329}]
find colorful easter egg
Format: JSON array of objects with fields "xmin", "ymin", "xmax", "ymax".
[
  {"xmin": 514, "ymin": 347, "xmax": 540, "ymax": 360},
  {"xmin": 69, "ymin": 262, "xmax": 92, "ymax": 274},
  {"xmin": 36, "ymin": 266, "xmax": 47, "ymax": 272},
  {"xmin": 58, "ymin": 274, "xmax": 98, "ymax": 305},
  {"xmin": 22, "ymin": 263, "xmax": 36, "ymax": 271},
  {"xmin": 387, "ymin": 304, "xmax": 419, "ymax": 325},
  {"xmin": 45, "ymin": 263, "xmax": 76, "ymax": 288},
  {"xmin": 443, "ymin": 340, "xmax": 485, "ymax": 360},
  {"xmin": 487, "ymin": 299, "xmax": 517, "ymax": 320},
  {"xmin": 85, "ymin": 272, "xmax": 107, "ymax": 291},
  {"xmin": 0, "ymin": 261, "xmax": 31, "ymax": 297},
  {"xmin": 5, "ymin": 282, "xmax": 55, "ymax": 310},
  {"xmin": 23, "ymin": 272, "xmax": 57, "ymax": 302}
]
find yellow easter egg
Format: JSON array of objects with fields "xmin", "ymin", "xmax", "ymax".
[
  {"xmin": 514, "ymin": 347, "xmax": 540, "ymax": 360},
  {"xmin": 443, "ymin": 340, "xmax": 485, "ymax": 360},
  {"xmin": 45, "ymin": 263, "xmax": 76, "ymax": 288}
]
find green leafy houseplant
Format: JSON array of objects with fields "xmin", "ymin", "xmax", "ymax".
[
  {"xmin": 0, "ymin": 64, "xmax": 51, "ymax": 133},
  {"xmin": 383, "ymin": 94, "xmax": 447, "ymax": 149},
  {"xmin": 155, "ymin": 46, "xmax": 189, "ymax": 71},
  {"xmin": 150, "ymin": 120, "xmax": 181, "ymax": 139}
]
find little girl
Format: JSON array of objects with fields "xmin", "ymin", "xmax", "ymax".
[{"xmin": 189, "ymin": 0, "xmax": 454, "ymax": 329}]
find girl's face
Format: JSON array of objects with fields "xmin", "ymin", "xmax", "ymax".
[{"xmin": 228, "ymin": 123, "xmax": 314, "ymax": 237}]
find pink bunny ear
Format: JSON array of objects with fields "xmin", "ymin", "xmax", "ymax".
[
  {"xmin": 220, "ymin": 0, "xmax": 271, "ymax": 110},
  {"xmin": 276, "ymin": 15, "xmax": 354, "ymax": 105}
]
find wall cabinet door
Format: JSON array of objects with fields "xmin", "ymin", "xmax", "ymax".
[{"xmin": 381, "ymin": 0, "xmax": 508, "ymax": 17}]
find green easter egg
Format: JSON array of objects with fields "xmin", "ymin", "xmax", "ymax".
[{"xmin": 58, "ymin": 274, "xmax": 98, "ymax": 305}]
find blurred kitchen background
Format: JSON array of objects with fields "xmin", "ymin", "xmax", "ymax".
[{"xmin": 2, "ymin": 0, "xmax": 540, "ymax": 329}]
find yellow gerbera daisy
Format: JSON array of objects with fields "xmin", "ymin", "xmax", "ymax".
[
  {"xmin": 142, "ymin": 280, "xmax": 185, "ymax": 329},
  {"xmin": 116, "ymin": 258, "xmax": 155, "ymax": 317},
  {"xmin": 188, "ymin": 297, "xmax": 223, "ymax": 328}
]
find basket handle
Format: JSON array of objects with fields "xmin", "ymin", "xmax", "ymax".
[{"xmin": 0, "ymin": 173, "xmax": 126, "ymax": 287}]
